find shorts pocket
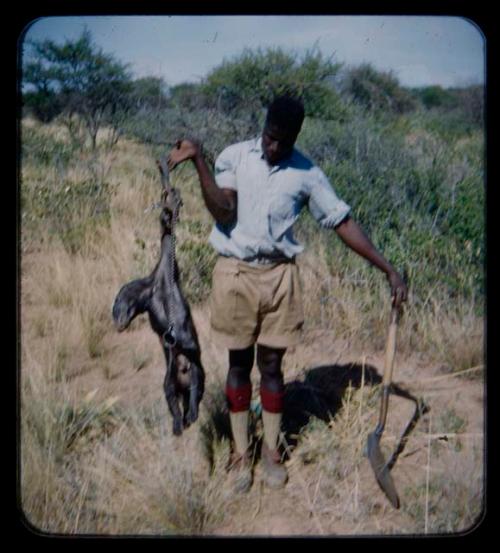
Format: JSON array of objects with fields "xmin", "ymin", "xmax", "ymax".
[{"xmin": 209, "ymin": 262, "xmax": 239, "ymax": 334}]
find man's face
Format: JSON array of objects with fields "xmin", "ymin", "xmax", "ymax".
[{"xmin": 261, "ymin": 123, "xmax": 298, "ymax": 166}]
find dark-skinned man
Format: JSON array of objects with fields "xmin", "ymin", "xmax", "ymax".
[{"xmin": 167, "ymin": 95, "xmax": 408, "ymax": 494}]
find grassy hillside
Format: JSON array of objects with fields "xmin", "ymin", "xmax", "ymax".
[{"xmin": 19, "ymin": 99, "xmax": 484, "ymax": 536}]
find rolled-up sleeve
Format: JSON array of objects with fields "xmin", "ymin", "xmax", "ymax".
[
  {"xmin": 214, "ymin": 144, "xmax": 239, "ymax": 191},
  {"xmin": 307, "ymin": 167, "xmax": 351, "ymax": 229}
]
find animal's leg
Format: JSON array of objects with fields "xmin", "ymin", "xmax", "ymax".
[
  {"xmin": 163, "ymin": 348, "xmax": 184, "ymax": 436},
  {"xmin": 185, "ymin": 359, "xmax": 204, "ymax": 426},
  {"xmin": 182, "ymin": 391, "xmax": 191, "ymax": 428},
  {"xmin": 185, "ymin": 374, "xmax": 199, "ymax": 426}
]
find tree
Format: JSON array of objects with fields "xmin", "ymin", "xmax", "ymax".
[
  {"xmin": 23, "ymin": 59, "xmax": 63, "ymax": 122},
  {"xmin": 342, "ymin": 63, "xmax": 416, "ymax": 115},
  {"xmin": 413, "ymin": 85, "xmax": 458, "ymax": 110},
  {"xmin": 168, "ymin": 82, "xmax": 211, "ymax": 111},
  {"xmin": 201, "ymin": 47, "xmax": 346, "ymax": 121},
  {"xmin": 454, "ymin": 85, "xmax": 484, "ymax": 127},
  {"xmin": 23, "ymin": 29, "xmax": 133, "ymax": 150},
  {"xmin": 129, "ymin": 76, "xmax": 169, "ymax": 113}
]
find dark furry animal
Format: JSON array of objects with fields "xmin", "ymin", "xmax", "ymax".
[{"xmin": 112, "ymin": 188, "xmax": 205, "ymax": 436}]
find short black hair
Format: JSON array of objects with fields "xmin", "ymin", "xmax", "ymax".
[{"xmin": 265, "ymin": 95, "xmax": 305, "ymax": 135}]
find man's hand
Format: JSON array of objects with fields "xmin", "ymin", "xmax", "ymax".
[
  {"xmin": 167, "ymin": 138, "xmax": 202, "ymax": 171},
  {"xmin": 334, "ymin": 217, "xmax": 409, "ymax": 308},
  {"xmin": 167, "ymin": 137, "xmax": 236, "ymax": 226},
  {"xmin": 387, "ymin": 270, "xmax": 408, "ymax": 308}
]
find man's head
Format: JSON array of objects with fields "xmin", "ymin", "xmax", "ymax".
[{"xmin": 262, "ymin": 95, "xmax": 305, "ymax": 165}]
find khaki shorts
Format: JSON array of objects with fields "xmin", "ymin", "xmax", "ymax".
[{"xmin": 209, "ymin": 256, "xmax": 304, "ymax": 349}]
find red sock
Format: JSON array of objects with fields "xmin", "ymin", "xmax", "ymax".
[
  {"xmin": 260, "ymin": 384, "xmax": 284, "ymax": 414},
  {"xmin": 226, "ymin": 382, "xmax": 252, "ymax": 413}
]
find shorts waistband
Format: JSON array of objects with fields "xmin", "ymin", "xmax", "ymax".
[
  {"xmin": 219, "ymin": 254, "xmax": 295, "ymax": 268},
  {"xmin": 219, "ymin": 255, "xmax": 295, "ymax": 271}
]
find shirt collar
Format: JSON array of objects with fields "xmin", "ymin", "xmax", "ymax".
[
  {"xmin": 251, "ymin": 136, "xmax": 263, "ymax": 153},
  {"xmin": 251, "ymin": 136, "xmax": 297, "ymax": 170}
]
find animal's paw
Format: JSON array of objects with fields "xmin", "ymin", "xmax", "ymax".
[
  {"xmin": 185, "ymin": 407, "xmax": 199, "ymax": 426},
  {"xmin": 172, "ymin": 419, "xmax": 183, "ymax": 436}
]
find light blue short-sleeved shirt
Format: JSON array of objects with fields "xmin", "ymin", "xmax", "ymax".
[{"xmin": 209, "ymin": 137, "xmax": 351, "ymax": 261}]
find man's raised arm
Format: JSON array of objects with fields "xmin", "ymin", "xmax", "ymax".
[{"xmin": 167, "ymin": 139, "xmax": 237, "ymax": 226}]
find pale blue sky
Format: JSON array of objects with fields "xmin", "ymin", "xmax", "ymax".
[{"xmin": 22, "ymin": 15, "xmax": 485, "ymax": 89}]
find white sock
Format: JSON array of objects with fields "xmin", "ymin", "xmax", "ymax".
[
  {"xmin": 262, "ymin": 410, "xmax": 282, "ymax": 451},
  {"xmin": 229, "ymin": 411, "xmax": 250, "ymax": 455}
]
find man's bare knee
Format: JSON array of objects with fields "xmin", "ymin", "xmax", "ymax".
[
  {"xmin": 227, "ymin": 345, "xmax": 255, "ymax": 388},
  {"xmin": 257, "ymin": 344, "xmax": 286, "ymax": 390}
]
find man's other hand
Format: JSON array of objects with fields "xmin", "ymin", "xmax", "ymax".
[{"xmin": 387, "ymin": 270, "xmax": 408, "ymax": 308}]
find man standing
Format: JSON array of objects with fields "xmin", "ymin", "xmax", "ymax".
[{"xmin": 167, "ymin": 96, "xmax": 407, "ymax": 493}]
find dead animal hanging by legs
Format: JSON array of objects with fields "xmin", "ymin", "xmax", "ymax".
[{"xmin": 112, "ymin": 156, "xmax": 205, "ymax": 436}]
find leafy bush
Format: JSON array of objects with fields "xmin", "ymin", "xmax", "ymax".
[
  {"xmin": 21, "ymin": 125, "xmax": 116, "ymax": 253},
  {"xmin": 168, "ymin": 82, "xmax": 211, "ymax": 111},
  {"xmin": 342, "ymin": 63, "xmax": 417, "ymax": 115},
  {"xmin": 417, "ymin": 109, "xmax": 480, "ymax": 141},
  {"xmin": 23, "ymin": 88, "xmax": 63, "ymax": 123},
  {"xmin": 412, "ymin": 85, "xmax": 458, "ymax": 110},
  {"xmin": 453, "ymin": 85, "xmax": 484, "ymax": 127},
  {"xmin": 22, "ymin": 177, "xmax": 114, "ymax": 252},
  {"xmin": 202, "ymin": 46, "xmax": 346, "ymax": 121},
  {"xmin": 129, "ymin": 76, "xmax": 169, "ymax": 112},
  {"xmin": 22, "ymin": 124, "xmax": 77, "ymax": 167},
  {"xmin": 177, "ymin": 240, "xmax": 217, "ymax": 304}
]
